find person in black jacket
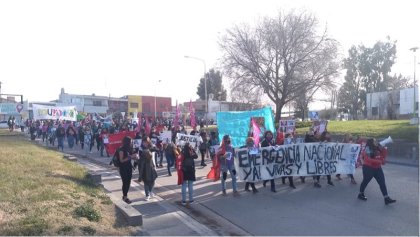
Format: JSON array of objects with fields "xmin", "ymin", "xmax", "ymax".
[
  {"xmin": 138, "ymin": 136, "xmax": 158, "ymax": 201},
  {"xmin": 56, "ymin": 123, "xmax": 66, "ymax": 151},
  {"xmin": 261, "ymin": 131, "xmax": 277, "ymax": 192},
  {"xmin": 181, "ymin": 143, "xmax": 198, "ymax": 205},
  {"xmin": 119, "ymin": 136, "xmax": 139, "ymax": 204}
]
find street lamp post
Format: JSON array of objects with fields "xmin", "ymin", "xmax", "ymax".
[
  {"xmin": 184, "ymin": 55, "xmax": 208, "ymax": 127},
  {"xmin": 154, "ymin": 80, "xmax": 162, "ymax": 120},
  {"xmin": 410, "ymin": 47, "xmax": 418, "ymax": 118}
]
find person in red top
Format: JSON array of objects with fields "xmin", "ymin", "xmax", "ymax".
[{"xmin": 358, "ymin": 138, "xmax": 396, "ymax": 205}]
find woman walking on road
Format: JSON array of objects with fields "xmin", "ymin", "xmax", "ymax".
[
  {"xmin": 180, "ymin": 143, "xmax": 198, "ymax": 205},
  {"xmin": 119, "ymin": 136, "xmax": 138, "ymax": 204},
  {"xmin": 358, "ymin": 138, "xmax": 396, "ymax": 205},
  {"xmin": 138, "ymin": 137, "xmax": 158, "ymax": 201}
]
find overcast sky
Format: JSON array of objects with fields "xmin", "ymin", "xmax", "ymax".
[{"xmin": 0, "ymin": 0, "xmax": 419, "ymax": 110}]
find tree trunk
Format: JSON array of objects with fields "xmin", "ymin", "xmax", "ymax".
[
  {"xmin": 275, "ymin": 104, "xmax": 283, "ymax": 123},
  {"xmin": 301, "ymin": 108, "xmax": 305, "ymax": 121}
]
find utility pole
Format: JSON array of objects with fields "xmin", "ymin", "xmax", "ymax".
[{"xmin": 410, "ymin": 47, "xmax": 418, "ymax": 118}]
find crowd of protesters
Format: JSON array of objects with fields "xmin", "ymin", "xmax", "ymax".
[{"xmin": 20, "ymin": 114, "xmax": 396, "ymax": 207}]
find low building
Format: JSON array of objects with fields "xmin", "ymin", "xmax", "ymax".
[
  {"xmin": 58, "ymin": 88, "xmax": 109, "ymax": 114},
  {"xmin": 366, "ymin": 86, "xmax": 418, "ymax": 119}
]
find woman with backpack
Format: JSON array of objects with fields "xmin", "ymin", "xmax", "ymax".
[
  {"xmin": 118, "ymin": 136, "xmax": 139, "ymax": 204},
  {"xmin": 180, "ymin": 143, "xmax": 198, "ymax": 205},
  {"xmin": 138, "ymin": 137, "xmax": 158, "ymax": 201}
]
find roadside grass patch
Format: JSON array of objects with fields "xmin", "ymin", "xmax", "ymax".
[{"xmin": 0, "ymin": 134, "xmax": 138, "ymax": 235}]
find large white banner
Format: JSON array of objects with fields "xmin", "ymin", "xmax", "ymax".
[
  {"xmin": 32, "ymin": 104, "xmax": 78, "ymax": 121},
  {"xmin": 234, "ymin": 142, "xmax": 361, "ymax": 182},
  {"xmin": 176, "ymin": 133, "xmax": 202, "ymax": 148}
]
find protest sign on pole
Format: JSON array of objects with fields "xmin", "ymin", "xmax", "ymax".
[
  {"xmin": 234, "ymin": 142, "xmax": 361, "ymax": 182},
  {"xmin": 32, "ymin": 104, "xmax": 78, "ymax": 121},
  {"xmin": 176, "ymin": 133, "xmax": 202, "ymax": 148},
  {"xmin": 312, "ymin": 120, "xmax": 328, "ymax": 135},
  {"xmin": 159, "ymin": 131, "xmax": 172, "ymax": 144},
  {"xmin": 279, "ymin": 120, "xmax": 296, "ymax": 134}
]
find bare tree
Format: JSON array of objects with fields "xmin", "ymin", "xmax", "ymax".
[{"xmin": 219, "ymin": 9, "xmax": 340, "ymax": 121}]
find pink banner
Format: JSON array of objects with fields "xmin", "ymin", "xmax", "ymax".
[
  {"xmin": 251, "ymin": 118, "xmax": 261, "ymax": 146},
  {"xmin": 189, "ymin": 100, "xmax": 196, "ymax": 129}
]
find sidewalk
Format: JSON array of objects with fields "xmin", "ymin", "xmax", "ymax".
[{"xmin": 31, "ymin": 136, "xmax": 244, "ymax": 236}]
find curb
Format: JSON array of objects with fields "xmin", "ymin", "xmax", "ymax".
[{"xmin": 386, "ymin": 160, "xmax": 419, "ymax": 167}]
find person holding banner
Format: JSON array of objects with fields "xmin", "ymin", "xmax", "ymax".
[
  {"xmin": 242, "ymin": 137, "xmax": 258, "ymax": 193},
  {"xmin": 280, "ymin": 133, "xmax": 296, "ymax": 189},
  {"xmin": 336, "ymin": 134, "xmax": 357, "ymax": 184},
  {"xmin": 261, "ymin": 131, "xmax": 277, "ymax": 193},
  {"xmin": 218, "ymin": 135, "xmax": 238, "ymax": 195},
  {"xmin": 312, "ymin": 131, "xmax": 334, "ymax": 187},
  {"xmin": 358, "ymin": 138, "xmax": 396, "ymax": 205}
]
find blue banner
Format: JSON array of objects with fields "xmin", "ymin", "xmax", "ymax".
[{"xmin": 216, "ymin": 107, "xmax": 275, "ymax": 147}]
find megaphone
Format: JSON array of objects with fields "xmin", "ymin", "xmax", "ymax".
[{"xmin": 379, "ymin": 136, "xmax": 393, "ymax": 147}]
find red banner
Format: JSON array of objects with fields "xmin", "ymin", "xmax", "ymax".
[{"xmin": 104, "ymin": 131, "xmax": 136, "ymax": 155}]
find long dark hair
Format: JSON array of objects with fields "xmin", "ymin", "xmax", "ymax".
[
  {"xmin": 182, "ymin": 143, "xmax": 192, "ymax": 159},
  {"xmin": 122, "ymin": 136, "xmax": 132, "ymax": 151}
]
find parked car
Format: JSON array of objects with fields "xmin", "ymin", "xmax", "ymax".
[{"xmin": 0, "ymin": 120, "xmax": 9, "ymax": 128}]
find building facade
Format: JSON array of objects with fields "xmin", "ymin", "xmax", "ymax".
[
  {"xmin": 366, "ymin": 86, "xmax": 418, "ymax": 119},
  {"xmin": 58, "ymin": 88, "xmax": 109, "ymax": 114}
]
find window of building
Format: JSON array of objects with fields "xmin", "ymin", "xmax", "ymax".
[
  {"xmin": 93, "ymin": 100, "xmax": 102, "ymax": 106},
  {"xmin": 372, "ymin": 107, "xmax": 378, "ymax": 116},
  {"xmin": 130, "ymin": 103, "xmax": 139, "ymax": 109}
]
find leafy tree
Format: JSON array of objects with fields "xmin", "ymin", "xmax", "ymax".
[
  {"xmin": 219, "ymin": 9, "xmax": 340, "ymax": 121},
  {"xmin": 338, "ymin": 38, "xmax": 399, "ymax": 119},
  {"xmin": 197, "ymin": 69, "xmax": 227, "ymax": 101}
]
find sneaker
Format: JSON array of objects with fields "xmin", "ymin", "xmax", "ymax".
[
  {"xmin": 145, "ymin": 196, "xmax": 150, "ymax": 201},
  {"xmin": 181, "ymin": 201, "xmax": 187, "ymax": 205},
  {"xmin": 222, "ymin": 189, "xmax": 227, "ymax": 195},
  {"xmin": 357, "ymin": 193, "xmax": 367, "ymax": 201},
  {"xmin": 327, "ymin": 181, "xmax": 334, "ymax": 186},
  {"xmin": 252, "ymin": 189, "xmax": 258, "ymax": 193},
  {"xmin": 122, "ymin": 197, "xmax": 132, "ymax": 204},
  {"xmin": 314, "ymin": 183, "xmax": 321, "ymax": 188},
  {"xmin": 289, "ymin": 184, "xmax": 296, "ymax": 189},
  {"xmin": 351, "ymin": 179, "xmax": 357, "ymax": 185},
  {"xmin": 189, "ymin": 200, "xmax": 194, "ymax": 204},
  {"xmin": 271, "ymin": 188, "xmax": 277, "ymax": 193},
  {"xmin": 150, "ymin": 192, "xmax": 155, "ymax": 198},
  {"xmin": 384, "ymin": 197, "xmax": 396, "ymax": 205}
]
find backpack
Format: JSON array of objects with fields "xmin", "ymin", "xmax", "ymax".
[
  {"xmin": 110, "ymin": 148, "xmax": 121, "ymax": 167},
  {"xmin": 182, "ymin": 156, "xmax": 195, "ymax": 172}
]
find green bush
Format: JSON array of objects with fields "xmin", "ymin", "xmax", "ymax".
[
  {"xmin": 296, "ymin": 121, "xmax": 312, "ymax": 128},
  {"xmin": 80, "ymin": 226, "xmax": 96, "ymax": 235},
  {"xmin": 74, "ymin": 203, "xmax": 101, "ymax": 222}
]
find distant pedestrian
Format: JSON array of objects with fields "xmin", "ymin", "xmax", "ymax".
[{"xmin": 56, "ymin": 123, "xmax": 66, "ymax": 151}]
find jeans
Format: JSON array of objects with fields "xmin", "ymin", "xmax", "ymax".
[
  {"xmin": 68, "ymin": 136, "xmax": 75, "ymax": 148},
  {"xmin": 57, "ymin": 137, "xmax": 64, "ymax": 151},
  {"xmin": 221, "ymin": 167, "xmax": 237, "ymax": 192},
  {"xmin": 182, "ymin": 180, "xmax": 194, "ymax": 202},
  {"xmin": 144, "ymin": 181, "xmax": 155, "ymax": 197},
  {"xmin": 155, "ymin": 150, "xmax": 163, "ymax": 166},
  {"xmin": 360, "ymin": 166, "xmax": 388, "ymax": 196},
  {"xmin": 166, "ymin": 154, "xmax": 175, "ymax": 175}
]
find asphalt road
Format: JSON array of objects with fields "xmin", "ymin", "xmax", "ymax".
[{"xmin": 33, "ymin": 135, "xmax": 419, "ymax": 236}]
